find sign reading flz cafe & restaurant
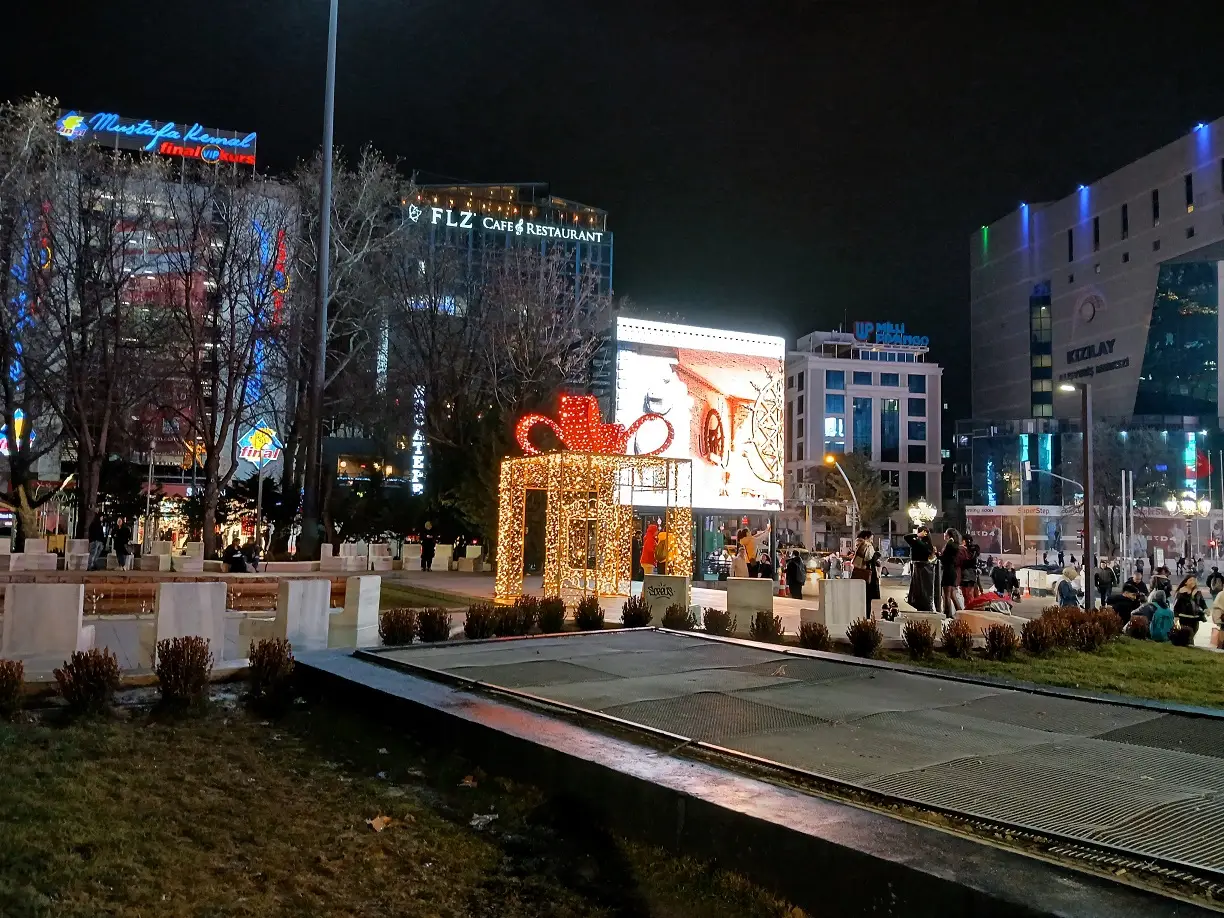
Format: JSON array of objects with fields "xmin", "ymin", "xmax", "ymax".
[{"xmin": 407, "ymin": 204, "xmax": 607, "ymax": 243}]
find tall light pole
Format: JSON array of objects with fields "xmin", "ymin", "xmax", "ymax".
[
  {"xmin": 1060, "ymin": 382, "xmax": 1094, "ymax": 608},
  {"xmin": 824, "ymin": 453, "xmax": 861, "ymax": 534},
  {"xmin": 302, "ymin": 0, "xmax": 339, "ymax": 558}
]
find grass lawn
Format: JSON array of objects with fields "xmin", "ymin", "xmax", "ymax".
[
  {"xmin": 0, "ymin": 699, "xmax": 797, "ymax": 918},
  {"xmin": 380, "ymin": 583, "xmax": 471, "ymax": 610},
  {"xmin": 866, "ymin": 637, "xmax": 1224, "ymax": 709}
]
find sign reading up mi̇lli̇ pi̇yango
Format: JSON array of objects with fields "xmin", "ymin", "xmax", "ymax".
[
  {"xmin": 853, "ymin": 321, "xmax": 930, "ymax": 347},
  {"xmin": 55, "ymin": 110, "xmax": 258, "ymax": 166}
]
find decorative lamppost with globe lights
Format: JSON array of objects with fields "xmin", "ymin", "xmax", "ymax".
[
  {"xmin": 908, "ymin": 499, "xmax": 937, "ymax": 530},
  {"xmin": 1164, "ymin": 491, "xmax": 1212, "ymax": 563}
]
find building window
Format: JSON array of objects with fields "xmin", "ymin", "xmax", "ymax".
[
  {"xmin": 907, "ymin": 470, "xmax": 927, "ymax": 501},
  {"xmin": 796, "ymin": 418, "xmax": 804, "ymax": 438},
  {"xmin": 1152, "ymin": 188, "xmax": 1160, "ymax": 225},
  {"xmin": 823, "ymin": 416, "xmax": 845, "ymax": 454},
  {"xmin": 853, "ymin": 371, "xmax": 872, "ymax": 386},
  {"xmin": 1187, "ymin": 226, "xmax": 1196, "ymax": 239},
  {"xmin": 1121, "ymin": 202, "xmax": 1129, "ymax": 239},
  {"xmin": 881, "ymin": 399, "xmax": 900, "ymax": 462},
  {"xmin": 1092, "ymin": 215, "xmax": 1100, "ymax": 251},
  {"xmin": 825, "ymin": 393, "xmax": 845, "ymax": 413},
  {"xmin": 881, "ymin": 372, "xmax": 899, "ymax": 386},
  {"xmin": 907, "ymin": 445, "xmax": 926, "ymax": 463},
  {"xmin": 880, "ymin": 469, "xmax": 899, "ymax": 487},
  {"xmin": 797, "ymin": 371, "xmax": 805, "ymax": 390},
  {"xmin": 1031, "ymin": 379, "xmax": 1052, "ymax": 392},
  {"xmin": 796, "ymin": 443, "xmax": 803, "ymax": 462},
  {"xmin": 1067, "ymin": 228, "xmax": 1074, "ymax": 263},
  {"xmin": 797, "ymin": 394, "xmax": 805, "ymax": 415},
  {"xmin": 786, "ymin": 375, "xmax": 794, "ymax": 390},
  {"xmin": 908, "ymin": 421, "xmax": 927, "ymax": 441},
  {"xmin": 852, "ymin": 397, "xmax": 872, "ymax": 457},
  {"xmin": 786, "ymin": 401, "xmax": 793, "ymax": 462},
  {"xmin": 825, "ymin": 369, "xmax": 844, "ymax": 390},
  {"xmin": 1153, "ymin": 239, "xmax": 1161, "ymax": 251},
  {"xmin": 1031, "ymin": 354, "xmax": 1051, "ymax": 368},
  {"xmin": 1185, "ymin": 173, "xmax": 1194, "ymax": 211},
  {"xmin": 908, "ymin": 374, "xmax": 926, "ymax": 394},
  {"xmin": 908, "ymin": 397, "xmax": 926, "ymax": 416},
  {"xmin": 1123, "ymin": 251, "xmax": 1130, "ymax": 263}
]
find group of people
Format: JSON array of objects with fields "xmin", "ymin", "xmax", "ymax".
[
  {"xmin": 221, "ymin": 536, "xmax": 263, "ymax": 573},
  {"xmin": 1077, "ymin": 565, "xmax": 1220, "ymax": 641},
  {"xmin": 903, "ymin": 526, "xmax": 982, "ymax": 615},
  {"xmin": 86, "ymin": 514, "xmax": 133, "ymax": 571},
  {"xmin": 637, "ymin": 521, "xmax": 678, "ymax": 576}
]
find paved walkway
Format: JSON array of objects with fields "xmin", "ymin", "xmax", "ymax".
[{"xmin": 378, "ymin": 629, "xmax": 1224, "ymax": 878}]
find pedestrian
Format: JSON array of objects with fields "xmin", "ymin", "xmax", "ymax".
[
  {"xmin": 241, "ymin": 536, "xmax": 261, "ymax": 572},
  {"xmin": 420, "ymin": 523, "xmax": 436, "ymax": 572},
  {"xmin": 1057, "ymin": 566, "xmax": 1081, "ymax": 607},
  {"xmin": 1094, "ymin": 563, "xmax": 1116, "ymax": 607},
  {"xmin": 731, "ymin": 544, "xmax": 749, "ymax": 579},
  {"xmin": 1111, "ymin": 582, "xmax": 1142, "ymax": 625},
  {"xmin": 1042, "ymin": 550, "xmax": 1049, "ymax": 566},
  {"xmin": 990, "ymin": 559, "xmax": 1010, "ymax": 594},
  {"xmin": 1144, "ymin": 590, "xmax": 1175, "ymax": 642},
  {"xmin": 1173, "ymin": 575, "xmax": 1207, "ymax": 638},
  {"xmin": 631, "ymin": 526, "xmax": 644, "ymax": 581},
  {"xmin": 1136, "ymin": 556, "xmax": 1145, "ymax": 576},
  {"xmin": 756, "ymin": 549, "xmax": 775, "ymax": 581},
  {"xmin": 1151, "ymin": 565, "xmax": 1173, "ymax": 596},
  {"xmin": 959, "ymin": 534, "xmax": 981, "ymax": 603},
  {"xmin": 904, "ymin": 525, "xmax": 936, "ymax": 611},
  {"xmin": 939, "ymin": 529, "xmax": 963, "ymax": 616},
  {"xmin": 1177, "ymin": 556, "xmax": 1185, "ymax": 576},
  {"xmin": 785, "ymin": 549, "xmax": 806, "ymax": 600},
  {"xmin": 1127, "ymin": 571, "xmax": 1149, "ymax": 598},
  {"xmin": 112, "ymin": 516, "xmax": 132, "ymax": 571},
  {"xmin": 851, "ymin": 529, "xmax": 879, "ymax": 615},
  {"xmin": 641, "ymin": 521, "xmax": 659, "ymax": 575},
  {"xmin": 87, "ymin": 514, "xmax": 106, "ymax": 571},
  {"xmin": 654, "ymin": 523, "xmax": 672, "ymax": 576},
  {"xmin": 1207, "ymin": 565, "xmax": 1224, "ymax": 595},
  {"xmin": 1057, "ymin": 549, "xmax": 1065, "ymax": 568},
  {"xmin": 222, "ymin": 536, "xmax": 248, "ymax": 573}
]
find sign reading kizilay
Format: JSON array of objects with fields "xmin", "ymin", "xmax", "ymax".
[{"xmin": 55, "ymin": 111, "xmax": 258, "ymax": 166}]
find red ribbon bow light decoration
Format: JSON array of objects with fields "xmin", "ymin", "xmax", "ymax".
[{"xmin": 516, "ymin": 395, "xmax": 674, "ymax": 456}]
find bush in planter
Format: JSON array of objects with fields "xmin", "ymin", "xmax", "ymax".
[
  {"xmin": 702, "ymin": 608, "xmax": 736, "ymax": 637},
  {"xmin": 538, "ymin": 596, "xmax": 567, "ymax": 633},
  {"xmin": 749, "ymin": 611, "xmax": 785, "ymax": 643},
  {"xmin": 1075, "ymin": 618, "xmax": 1108, "ymax": 652},
  {"xmin": 1169, "ymin": 625, "xmax": 1194, "ymax": 647},
  {"xmin": 0, "ymin": 658, "xmax": 24, "ymax": 718},
  {"xmin": 660, "ymin": 603, "xmax": 697, "ymax": 630},
  {"xmin": 797, "ymin": 621, "xmax": 831, "ymax": 651},
  {"xmin": 620, "ymin": 594, "xmax": 653, "ymax": 628},
  {"xmin": 1021, "ymin": 617, "xmax": 1056, "ymax": 655},
  {"xmin": 54, "ymin": 648, "xmax": 121, "ymax": 715},
  {"xmin": 846, "ymin": 617, "xmax": 882, "ymax": 658},
  {"xmin": 1094, "ymin": 608, "xmax": 1124, "ymax": 640},
  {"xmin": 154, "ymin": 636, "xmax": 213, "ymax": 708},
  {"xmin": 1126, "ymin": 615, "xmax": 1151, "ymax": 640},
  {"xmin": 247, "ymin": 638, "xmax": 296, "ymax": 714},
  {"xmin": 417, "ymin": 607, "xmax": 452, "ymax": 643},
  {"xmin": 379, "ymin": 607, "xmax": 417, "ymax": 646},
  {"xmin": 573, "ymin": 595, "xmax": 605, "ymax": 631},
  {"xmin": 902, "ymin": 619, "xmax": 937, "ymax": 660},
  {"xmin": 496, "ymin": 596, "xmax": 539, "ymax": 636},
  {"xmin": 464, "ymin": 602, "xmax": 498, "ymax": 639},
  {"xmin": 983, "ymin": 623, "xmax": 1019, "ymax": 661},
  {"xmin": 942, "ymin": 618, "xmax": 974, "ymax": 659}
]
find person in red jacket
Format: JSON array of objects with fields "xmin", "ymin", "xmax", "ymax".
[{"xmin": 641, "ymin": 521, "xmax": 659, "ymax": 575}]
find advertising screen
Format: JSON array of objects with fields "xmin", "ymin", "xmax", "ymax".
[{"xmin": 613, "ymin": 319, "xmax": 785, "ymax": 510}]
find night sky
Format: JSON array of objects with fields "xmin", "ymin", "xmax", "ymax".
[{"xmin": 5, "ymin": 1, "xmax": 1224, "ymax": 427}]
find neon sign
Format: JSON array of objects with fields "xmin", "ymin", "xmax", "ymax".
[
  {"xmin": 853, "ymin": 321, "xmax": 929, "ymax": 347},
  {"xmin": 408, "ymin": 206, "xmax": 606, "ymax": 243},
  {"xmin": 516, "ymin": 395, "xmax": 673, "ymax": 456},
  {"xmin": 410, "ymin": 385, "xmax": 426, "ymax": 495},
  {"xmin": 55, "ymin": 110, "xmax": 257, "ymax": 166}
]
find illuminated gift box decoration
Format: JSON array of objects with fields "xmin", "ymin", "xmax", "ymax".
[{"xmin": 495, "ymin": 397, "xmax": 692, "ymax": 602}]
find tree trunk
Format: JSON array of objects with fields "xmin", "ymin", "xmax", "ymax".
[
  {"xmin": 13, "ymin": 482, "xmax": 40, "ymax": 553},
  {"xmin": 74, "ymin": 450, "xmax": 105, "ymax": 540},
  {"xmin": 202, "ymin": 454, "xmax": 221, "ymax": 559}
]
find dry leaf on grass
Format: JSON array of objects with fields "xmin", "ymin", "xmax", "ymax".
[
  {"xmin": 366, "ymin": 814, "xmax": 394, "ymax": 832},
  {"xmin": 459, "ymin": 775, "xmax": 477, "ymax": 788}
]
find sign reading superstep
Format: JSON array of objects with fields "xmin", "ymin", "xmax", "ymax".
[{"xmin": 55, "ymin": 111, "xmax": 257, "ymax": 166}]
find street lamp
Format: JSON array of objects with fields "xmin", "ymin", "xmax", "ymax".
[
  {"xmin": 908, "ymin": 499, "xmax": 937, "ymax": 529},
  {"xmin": 1059, "ymin": 381, "xmax": 1096, "ymax": 609},
  {"xmin": 824, "ymin": 453, "xmax": 861, "ymax": 532},
  {"xmin": 1165, "ymin": 490, "xmax": 1211, "ymax": 559}
]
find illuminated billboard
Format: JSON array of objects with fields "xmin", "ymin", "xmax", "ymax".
[
  {"xmin": 54, "ymin": 110, "xmax": 258, "ymax": 166},
  {"xmin": 613, "ymin": 318, "xmax": 785, "ymax": 510}
]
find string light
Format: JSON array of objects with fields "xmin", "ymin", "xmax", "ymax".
[{"xmin": 516, "ymin": 395, "xmax": 673, "ymax": 456}]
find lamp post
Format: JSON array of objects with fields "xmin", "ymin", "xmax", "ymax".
[
  {"xmin": 824, "ymin": 453, "xmax": 860, "ymax": 535},
  {"xmin": 1059, "ymin": 382, "xmax": 1095, "ymax": 609},
  {"xmin": 908, "ymin": 499, "xmax": 937, "ymax": 530},
  {"xmin": 302, "ymin": 0, "xmax": 340, "ymax": 559},
  {"xmin": 1164, "ymin": 491, "xmax": 1211, "ymax": 561}
]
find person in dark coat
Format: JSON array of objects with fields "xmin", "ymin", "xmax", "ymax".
[
  {"xmin": 785, "ymin": 550, "xmax": 806, "ymax": 600},
  {"xmin": 222, "ymin": 537, "xmax": 248, "ymax": 573},
  {"xmin": 1110, "ymin": 582, "xmax": 1142, "ymax": 625},
  {"xmin": 112, "ymin": 517, "xmax": 132, "ymax": 571},
  {"xmin": 88, "ymin": 514, "xmax": 106, "ymax": 571},
  {"xmin": 904, "ymin": 526, "xmax": 936, "ymax": 611},
  {"xmin": 939, "ymin": 529, "xmax": 963, "ymax": 616},
  {"xmin": 420, "ymin": 525, "xmax": 437, "ymax": 571}
]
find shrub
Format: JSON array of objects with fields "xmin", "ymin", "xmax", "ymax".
[
  {"xmin": 620, "ymin": 594, "xmax": 654, "ymax": 628},
  {"xmin": 797, "ymin": 621, "xmax": 831, "ymax": 651},
  {"xmin": 496, "ymin": 596, "xmax": 539, "ymax": 636},
  {"xmin": 574, "ymin": 595, "xmax": 605, "ymax": 631},
  {"xmin": 846, "ymin": 617, "xmax": 882, "ymax": 658},
  {"xmin": 983, "ymin": 623, "xmax": 1019, "ymax": 661},
  {"xmin": 660, "ymin": 603, "xmax": 698, "ymax": 630},
  {"xmin": 464, "ymin": 602, "xmax": 498, "ymax": 639},
  {"xmin": 417, "ymin": 607, "xmax": 452, "ymax": 643},
  {"xmin": 1170, "ymin": 625, "xmax": 1194, "ymax": 647},
  {"xmin": 0, "ymin": 659, "xmax": 24, "ymax": 717},
  {"xmin": 154, "ymin": 636, "xmax": 213, "ymax": 708},
  {"xmin": 902, "ymin": 619, "xmax": 937, "ymax": 660},
  {"xmin": 1093, "ymin": 608, "xmax": 1123, "ymax": 640},
  {"xmin": 379, "ymin": 607, "xmax": 418, "ymax": 646},
  {"xmin": 1074, "ymin": 619, "xmax": 1107, "ymax": 652},
  {"xmin": 702, "ymin": 607, "xmax": 736, "ymax": 636},
  {"xmin": 942, "ymin": 618, "xmax": 974, "ymax": 659},
  {"xmin": 538, "ymin": 596, "xmax": 567, "ymax": 633},
  {"xmin": 1021, "ymin": 617, "xmax": 1056, "ymax": 655},
  {"xmin": 749, "ymin": 611, "xmax": 785, "ymax": 643},
  {"xmin": 247, "ymin": 638, "xmax": 296, "ymax": 713},
  {"xmin": 54, "ymin": 648, "xmax": 121, "ymax": 715},
  {"xmin": 1127, "ymin": 615, "xmax": 1150, "ymax": 640}
]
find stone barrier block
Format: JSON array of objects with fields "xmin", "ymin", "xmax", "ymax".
[{"xmin": 643, "ymin": 575, "xmax": 690, "ymax": 624}]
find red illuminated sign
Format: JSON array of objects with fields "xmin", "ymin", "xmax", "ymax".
[
  {"xmin": 516, "ymin": 395, "xmax": 673, "ymax": 456},
  {"xmin": 158, "ymin": 140, "xmax": 256, "ymax": 166}
]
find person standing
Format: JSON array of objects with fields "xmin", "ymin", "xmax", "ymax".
[
  {"xmin": 1206, "ymin": 565, "xmax": 1224, "ymax": 596},
  {"xmin": 420, "ymin": 524, "xmax": 436, "ymax": 572},
  {"xmin": 785, "ymin": 550, "xmax": 806, "ymax": 600},
  {"xmin": 1057, "ymin": 549, "xmax": 1065, "ymax": 568},
  {"xmin": 1094, "ymin": 563, "xmax": 1116, "ymax": 607},
  {"xmin": 731, "ymin": 544, "xmax": 749, "ymax": 578},
  {"xmin": 112, "ymin": 517, "xmax": 132, "ymax": 571},
  {"xmin": 654, "ymin": 524, "xmax": 672, "ymax": 576},
  {"xmin": 851, "ymin": 529, "xmax": 879, "ymax": 616},
  {"xmin": 904, "ymin": 525, "xmax": 936, "ymax": 611},
  {"xmin": 87, "ymin": 514, "xmax": 106, "ymax": 571},
  {"xmin": 939, "ymin": 529, "xmax": 963, "ymax": 616},
  {"xmin": 1057, "ymin": 566, "xmax": 1082, "ymax": 607},
  {"xmin": 1151, "ymin": 565, "xmax": 1173, "ymax": 596},
  {"xmin": 1042, "ymin": 550, "xmax": 1049, "ymax": 566},
  {"xmin": 641, "ymin": 521, "xmax": 659, "ymax": 575},
  {"xmin": 959, "ymin": 534, "xmax": 981, "ymax": 603}
]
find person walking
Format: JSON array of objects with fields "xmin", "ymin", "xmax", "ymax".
[
  {"xmin": 904, "ymin": 525, "xmax": 936, "ymax": 611},
  {"xmin": 1206, "ymin": 565, "xmax": 1224, "ymax": 596},
  {"xmin": 1176, "ymin": 556, "xmax": 1186, "ymax": 577},
  {"xmin": 1042, "ymin": 550, "xmax": 1049, "ymax": 566},
  {"xmin": 1057, "ymin": 549, "xmax": 1065, "ymax": 568},
  {"xmin": 851, "ymin": 529, "xmax": 879, "ymax": 616},
  {"xmin": 1057, "ymin": 566, "xmax": 1081, "ymax": 607},
  {"xmin": 939, "ymin": 529, "xmax": 963, "ymax": 616},
  {"xmin": 1151, "ymin": 565, "xmax": 1173, "ymax": 596},
  {"xmin": 420, "ymin": 524, "xmax": 436, "ymax": 572},
  {"xmin": 87, "ymin": 514, "xmax": 106, "ymax": 571},
  {"xmin": 785, "ymin": 549, "xmax": 806, "ymax": 600},
  {"xmin": 1173, "ymin": 575, "xmax": 1208, "ymax": 638},
  {"xmin": 1094, "ymin": 563, "xmax": 1117, "ymax": 607},
  {"xmin": 112, "ymin": 517, "xmax": 132, "ymax": 571}
]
